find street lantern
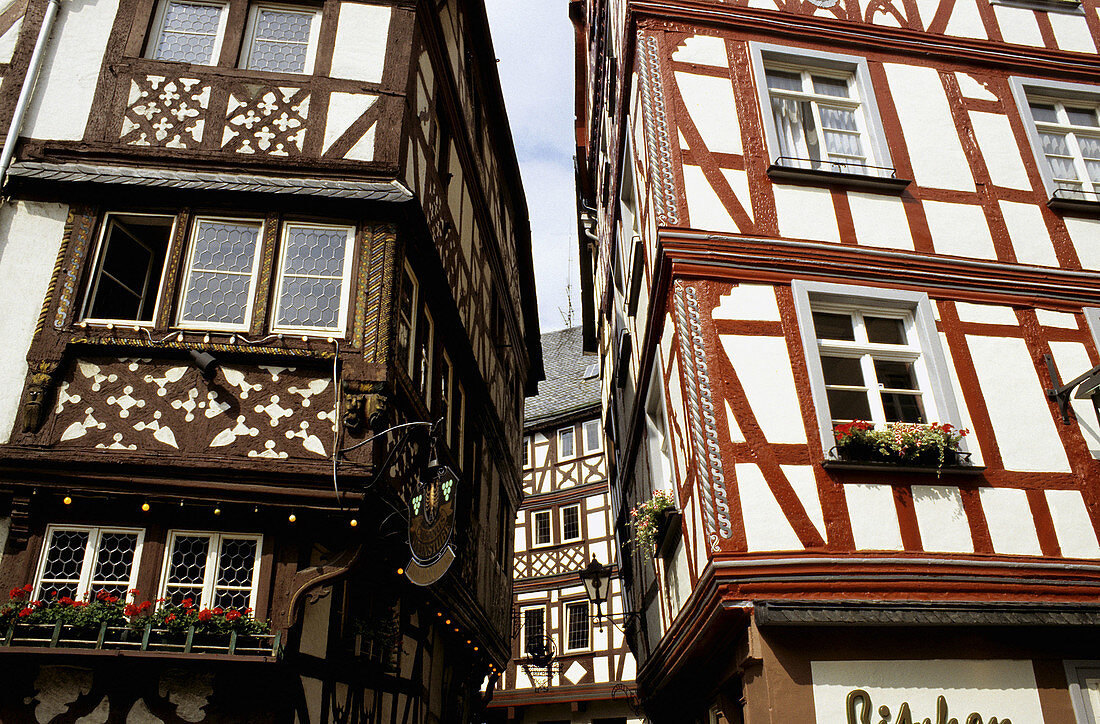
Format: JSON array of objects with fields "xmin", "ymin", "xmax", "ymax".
[{"xmin": 579, "ymin": 558, "xmax": 612, "ymax": 629}]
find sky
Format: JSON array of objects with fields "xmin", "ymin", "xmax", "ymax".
[{"xmin": 484, "ymin": 0, "xmax": 580, "ymax": 335}]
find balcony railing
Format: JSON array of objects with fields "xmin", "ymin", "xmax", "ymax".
[{"xmin": 2, "ymin": 621, "xmax": 282, "ymax": 659}]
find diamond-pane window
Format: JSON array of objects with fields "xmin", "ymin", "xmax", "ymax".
[
  {"xmin": 149, "ymin": 0, "xmax": 229, "ymax": 64},
  {"xmin": 242, "ymin": 4, "xmax": 320, "ymax": 74},
  {"xmin": 35, "ymin": 526, "xmax": 143, "ymax": 602},
  {"xmin": 272, "ymin": 223, "xmax": 354, "ymax": 333},
  {"xmin": 177, "ymin": 218, "xmax": 262, "ymax": 330},
  {"xmin": 161, "ymin": 532, "xmax": 261, "ymax": 611}
]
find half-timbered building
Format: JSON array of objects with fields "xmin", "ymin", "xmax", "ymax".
[
  {"xmin": 0, "ymin": 0, "xmax": 542, "ymax": 720},
  {"xmin": 487, "ymin": 326, "xmax": 640, "ymax": 724},
  {"xmin": 575, "ymin": 0, "xmax": 1100, "ymax": 720}
]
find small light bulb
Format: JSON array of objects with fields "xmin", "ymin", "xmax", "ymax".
[
  {"xmin": 141, "ymin": 502, "xmax": 150, "ymax": 512},
  {"xmin": 230, "ymin": 335, "xmax": 237, "ymax": 344},
  {"xmin": 349, "ymin": 519, "xmax": 358, "ymax": 527},
  {"xmin": 445, "ymin": 619, "xmax": 451, "ymax": 625},
  {"xmin": 214, "ymin": 506, "xmax": 221, "ymax": 516},
  {"xmin": 79, "ymin": 321, "xmax": 87, "ymax": 329},
  {"xmin": 106, "ymin": 323, "xmax": 114, "ymax": 331},
  {"xmin": 301, "ymin": 335, "xmax": 308, "ymax": 342},
  {"xmin": 176, "ymin": 333, "xmax": 184, "ymax": 343},
  {"xmin": 203, "ymin": 334, "xmax": 210, "ymax": 344},
  {"xmin": 132, "ymin": 325, "xmax": 140, "ymax": 332},
  {"xmin": 288, "ymin": 513, "xmax": 297, "ymax": 523},
  {"xmin": 436, "ymin": 612, "xmax": 442, "ymax": 617},
  {"xmin": 326, "ymin": 337, "xmax": 334, "ymax": 344},
  {"xmin": 466, "ymin": 639, "xmax": 471, "ymax": 644},
  {"xmin": 62, "ymin": 496, "xmax": 72, "ymax": 505},
  {"xmin": 253, "ymin": 506, "xmax": 259, "ymax": 514},
  {"xmin": 453, "ymin": 627, "xmax": 459, "ymax": 632},
  {"xmin": 474, "ymin": 646, "xmax": 479, "ymax": 651}
]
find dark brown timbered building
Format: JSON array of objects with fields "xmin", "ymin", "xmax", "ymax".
[
  {"xmin": 575, "ymin": 0, "xmax": 1100, "ymax": 721},
  {"xmin": 0, "ymin": 0, "xmax": 542, "ymax": 720},
  {"xmin": 487, "ymin": 327, "xmax": 640, "ymax": 724}
]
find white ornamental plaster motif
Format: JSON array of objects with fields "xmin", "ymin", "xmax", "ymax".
[
  {"xmin": 120, "ymin": 75, "xmax": 210, "ymax": 148},
  {"xmin": 60, "ymin": 407, "xmax": 106, "ymax": 441},
  {"xmin": 204, "ymin": 391, "xmax": 230, "ymax": 418},
  {"xmin": 563, "ymin": 660, "xmax": 587, "ymax": 685},
  {"xmin": 55, "ymin": 382, "xmax": 81, "ymax": 413},
  {"xmin": 286, "ymin": 421, "xmax": 326, "ymax": 456},
  {"xmin": 97, "ymin": 432, "xmax": 137, "ymax": 450},
  {"xmin": 106, "ymin": 385, "xmax": 146, "ymax": 418},
  {"xmin": 248, "ymin": 440, "xmax": 289, "ymax": 459},
  {"xmin": 145, "ymin": 366, "xmax": 188, "ymax": 396},
  {"xmin": 221, "ymin": 367, "xmax": 262, "ymax": 398},
  {"xmin": 210, "ymin": 415, "xmax": 260, "ymax": 447},
  {"xmin": 287, "ymin": 378, "xmax": 330, "ymax": 407},
  {"xmin": 259, "ymin": 365, "xmax": 294, "ymax": 381},
  {"xmin": 77, "ymin": 361, "xmax": 117, "ymax": 391},
  {"xmin": 222, "ymin": 86, "xmax": 310, "ymax": 156},
  {"xmin": 120, "ymin": 358, "xmax": 152, "ymax": 372},
  {"xmin": 255, "ymin": 395, "xmax": 293, "ymax": 427},
  {"xmin": 160, "ymin": 667, "xmax": 215, "ymax": 723},
  {"xmin": 316, "ymin": 408, "xmax": 337, "ymax": 432},
  {"xmin": 32, "ymin": 666, "xmax": 93, "ymax": 724},
  {"xmin": 133, "ymin": 410, "xmax": 179, "ymax": 449},
  {"xmin": 171, "ymin": 388, "xmax": 201, "ymax": 422}
]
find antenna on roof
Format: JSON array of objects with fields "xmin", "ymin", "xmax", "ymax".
[{"xmin": 560, "ymin": 244, "xmax": 575, "ymax": 328}]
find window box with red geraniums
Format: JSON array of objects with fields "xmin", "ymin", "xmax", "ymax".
[
  {"xmin": 630, "ymin": 490, "xmax": 679, "ymax": 559},
  {"xmin": 832, "ymin": 421, "xmax": 971, "ymax": 468}
]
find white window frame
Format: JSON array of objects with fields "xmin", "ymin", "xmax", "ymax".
[
  {"xmin": 749, "ymin": 42, "xmax": 893, "ymax": 176},
  {"xmin": 146, "ymin": 0, "xmax": 230, "ymax": 65},
  {"xmin": 270, "ymin": 222, "xmax": 356, "ymax": 336},
  {"xmin": 563, "ymin": 600, "xmax": 591, "ymax": 653},
  {"xmin": 159, "ymin": 530, "xmax": 263, "ymax": 611},
  {"xmin": 1010, "ymin": 76, "xmax": 1100, "ymax": 203},
  {"xmin": 80, "ymin": 212, "xmax": 176, "ymax": 328},
  {"xmin": 560, "ymin": 503, "xmax": 582, "ymax": 543},
  {"xmin": 645, "ymin": 361, "xmax": 674, "ymax": 492},
  {"xmin": 176, "ymin": 216, "xmax": 265, "ymax": 332},
  {"xmin": 520, "ymin": 605, "xmax": 547, "ymax": 656},
  {"xmin": 34, "ymin": 525, "xmax": 145, "ymax": 601},
  {"xmin": 531, "ymin": 509, "xmax": 553, "ymax": 548},
  {"xmin": 558, "ymin": 426, "xmax": 576, "ymax": 461},
  {"xmin": 397, "ymin": 261, "xmax": 419, "ymax": 378},
  {"xmin": 522, "ymin": 435, "xmax": 532, "ymax": 470},
  {"xmin": 791, "ymin": 280, "xmax": 966, "ymax": 456},
  {"xmin": 582, "ymin": 419, "xmax": 602, "ymax": 455},
  {"xmin": 1067, "ymin": 661, "xmax": 1100, "ymax": 724},
  {"xmin": 239, "ymin": 2, "xmax": 323, "ymax": 75}
]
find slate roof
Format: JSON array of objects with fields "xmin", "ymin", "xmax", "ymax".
[
  {"xmin": 524, "ymin": 326, "xmax": 600, "ymax": 428},
  {"xmin": 754, "ymin": 600, "xmax": 1100, "ymax": 626},
  {"xmin": 7, "ymin": 161, "xmax": 414, "ymax": 201}
]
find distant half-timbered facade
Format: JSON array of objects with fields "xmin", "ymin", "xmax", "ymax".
[
  {"xmin": 0, "ymin": 0, "xmax": 541, "ymax": 721},
  {"xmin": 576, "ymin": 0, "xmax": 1100, "ymax": 720},
  {"xmin": 487, "ymin": 327, "xmax": 640, "ymax": 724}
]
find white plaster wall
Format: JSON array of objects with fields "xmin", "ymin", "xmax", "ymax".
[
  {"xmin": 0, "ymin": 201, "xmax": 68, "ymax": 443},
  {"xmin": 1035, "ymin": 309, "xmax": 1077, "ymax": 328},
  {"xmin": 937, "ymin": 327, "xmax": 984, "ymax": 465},
  {"xmin": 848, "ymin": 193, "xmax": 913, "ymax": 250},
  {"xmin": 943, "ymin": 0, "xmax": 988, "ymax": 38},
  {"xmin": 912, "ymin": 485, "xmax": 973, "ymax": 553},
  {"xmin": 954, "ymin": 302, "xmax": 1017, "ymax": 325},
  {"xmin": 683, "ymin": 165, "xmax": 736, "ymax": 232},
  {"xmin": 956, "ymin": 73, "xmax": 996, "ymax": 101},
  {"xmin": 322, "ymin": 93, "xmax": 377, "ymax": 154},
  {"xmin": 675, "ymin": 72, "xmax": 741, "ymax": 155},
  {"xmin": 968, "ymin": 112, "xmax": 1031, "ymax": 190},
  {"xmin": 978, "ymin": 487, "xmax": 1043, "ymax": 556},
  {"xmin": 0, "ymin": 17, "xmax": 21, "ymax": 64},
  {"xmin": 1049, "ymin": 11, "xmax": 1097, "ymax": 53},
  {"xmin": 713, "ymin": 284, "xmax": 780, "ymax": 321},
  {"xmin": 774, "ymin": 185, "xmax": 839, "ymax": 242},
  {"xmin": 671, "ymin": 34, "xmax": 728, "ymax": 66},
  {"xmin": 718, "ymin": 335, "xmax": 807, "ymax": 444},
  {"xmin": 844, "ymin": 483, "xmax": 904, "ymax": 550},
  {"xmin": 999, "ymin": 201, "xmax": 1057, "ymax": 267},
  {"xmin": 1048, "ymin": 341, "xmax": 1100, "ymax": 458},
  {"xmin": 1045, "ymin": 489, "xmax": 1100, "ymax": 558},
  {"xmin": 23, "ymin": 0, "xmax": 119, "ymax": 140},
  {"xmin": 924, "ymin": 201, "xmax": 996, "ymax": 259},
  {"xmin": 736, "ymin": 463, "xmax": 803, "ymax": 551},
  {"xmin": 780, "ymin": 465, "xmax": 826, "ymax": 539},
  {"xmin": 967, "ymin": 335, "xmax": 1071, "ymax": 472},
  {"xmin": 0, "ymin": 517, "xmax": 8, "ymax": 567},
  {"xmin": 1065, "ymin": 217, "xmax": 1100, "ymax": 271},
  {"xmin": 993, "ymin": 4, "xmax": 1045, "ymax": 47},
  {"xmin": 720, "ymin": 169, "xmax": 753, "ymax": 222},
  {"xmin": 884, "ymin": 64, "xmax": 975, "ymax": 192}
]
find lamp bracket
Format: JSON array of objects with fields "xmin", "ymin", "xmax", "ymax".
[{"xmin": 1045, "ymin": 354, "xmax": 1100, "ymax": 424}]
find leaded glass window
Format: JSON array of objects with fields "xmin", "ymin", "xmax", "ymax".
[
  {"xmin": 561, "ymin": 505, "xmax": 581, "ymax": 542},
  {"xmin": 35, "ymin": 526, "xmax": 142, "ymax": 601},
  {"xmin": 162, "ymin": 532, "xmax": 261, "ymax": 610},
  {"xmin": 533, "ymin": 511, "xmax": 552, "ymax": 546},
  {"xmin": 177, "ymin": 218, "xmax": 263, "ymax": 331},
  {"xmin": 272, "ymin": 223, "xmax": 354, "ymax": 333},
  {"xmin": 242, "ymin": 4, "xmax": 320, "ymax": 74},
  {"xmin": 523, "ymin": 607, "xmax": 545, "ymax": 655},
  {"xmin": 565, "ymin": 601, "xmax": 590, "ymax": 651},
  {"xmin": 149, "ymin": 0, "xmax": 229, "ymax": 65}
]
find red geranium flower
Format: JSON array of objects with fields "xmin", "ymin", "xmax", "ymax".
[
  {"xmin": 9, "ymin": 587, "xmax": 23, "ymax": 599},
  {"xmin": 59, "ymin": 597, "xmax": 74, "ymax": 606},
  {"xmin": 226, "ymin": 610, "xmax": 241, "ymax": 621},
  {"xmin": 106, "ymin": 596, "xmax": 118, "ymax": 604},
  {"xmin": 181, "ymin": 598, "xmax": 194, "ymax": 608},
  {"xmin": 165, "ymin": 613, "xmax": 177, "ymax": 622},
  {"xmin": 212, "ymin": 608, "xmax": 223, "ymax": 615},
  {"xmin": 23, "ymin": 584, "xmax": 33, "ymax": 592},
  {"xmin": 139, "ymin": 601, "xmax": 152, "ymax": 611},
  {"xmin": 197, "ymin": 609, "xmax": 213, "ymax": 622},
  {"xmin": 124, "ymin": 604, "xmax": 137, "ymax": 617},
  {"xmin": 17, "ymin": 607, "xmax": 32, "ymax": 617},
  {"xmin": 73, "ymin": 601, "xmax": 87, "ymax": 608}
]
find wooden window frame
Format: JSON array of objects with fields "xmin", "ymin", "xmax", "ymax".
[{"xmin": 159, "ymin": 530, "xmax": 263, "ymax": 611}]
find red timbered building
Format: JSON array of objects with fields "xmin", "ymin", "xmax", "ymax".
[
  {"xmin": 487, "ymin": 327, "xmax": 641, "ymax": 724},
  {"xmin": 575, "ymin": 0, "xmax": 1100, "ymax": 720},
  {"xmin": 0, "ymin": 0, "xmax": 542, "ymax": 720}
]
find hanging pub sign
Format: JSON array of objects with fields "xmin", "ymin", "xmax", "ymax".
[{"xmin": 405, "ymin": 460, "xmax": 458, "ymax": 586}]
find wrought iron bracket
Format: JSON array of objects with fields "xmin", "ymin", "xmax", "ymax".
[{"xmin": 1045, "ymin": 354, "xmax": 1100, "ymax": 424}]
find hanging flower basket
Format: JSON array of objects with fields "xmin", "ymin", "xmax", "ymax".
[
  {"xmin": 832, "ymin": 421, "xmax": 970, "ymax": 468},
  {"xmin": 630, "ymin": 490, "xmax": 678, "ymax": 559}
]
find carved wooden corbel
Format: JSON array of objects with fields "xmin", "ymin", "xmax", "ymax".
[
  {"xmin": 280, "ymin": 544, "xmax": 363, "ymax": 631},
  {"xmin": 342, "ymin": 379, "xmax": 388, "ymax": 432},
  {"xmin": 21, "ymin": 360, "xmax": 59, "ymax": 434}
]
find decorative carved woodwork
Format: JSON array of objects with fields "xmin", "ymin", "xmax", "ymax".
[
  {"xmin": 342, "ymin": 379, "xmax": 387, "ymax": 433},
  {"xmin": 21, "ymin": 360, "xmax": 58, "ymax": 433}
]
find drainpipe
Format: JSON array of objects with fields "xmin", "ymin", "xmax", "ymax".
[{"xmin": 0, "ymin": 0, "xmax": 62, "ymax": 189}]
